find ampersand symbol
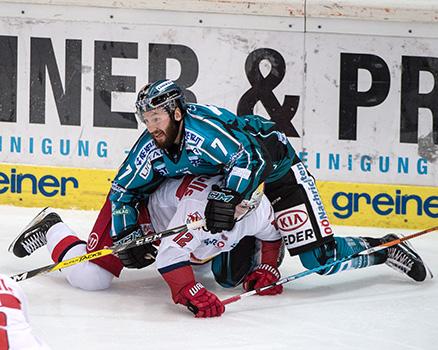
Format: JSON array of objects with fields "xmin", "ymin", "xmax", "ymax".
[{"xmin": 237, "ymin": 48, "xmax": 300, "ymax": 137}]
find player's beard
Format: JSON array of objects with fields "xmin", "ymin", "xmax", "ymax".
[{"xmin": 152, "ymin": 119, "xmax": 180, "ymax": 150}]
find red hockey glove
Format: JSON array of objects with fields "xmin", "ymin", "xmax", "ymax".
[
  {"xmin": 175, "ymin": 282, "xmax": 225, "ymax": 318},
  {"xmin": 243, "ymin": 264, "xmax": 283, "ymax": 296}
]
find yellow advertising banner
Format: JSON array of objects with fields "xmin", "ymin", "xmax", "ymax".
[
  {"xmin": 318, "ymin": 181, "xmax": 437, "ymax": 229},
  {"xmin": 0, "ymin": 163, "xmax": 436, "ymax": 229},
  {"xmin": 0, "ymin": 164, "xmax": 115, "ymax": 210}
]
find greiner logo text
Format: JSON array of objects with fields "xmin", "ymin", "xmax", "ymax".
[
  {"xmin": 0, "ymin": 168, "xmax": 79, "ymax": 197},
  {"xmin": 332, "ymin": 190, "xmax": 438, "ymax": 219}
]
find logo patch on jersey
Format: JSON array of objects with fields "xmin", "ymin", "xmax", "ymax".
[
  {"xmin": 276, "ymin": 208, "xmax": 309, "ymax": 232},
  {"xmin": 229, "ymin": 166, "xmax": 251, "ymax": 180},
  {"xmin": 139, "ymin": 160, "xmax": 152, "ymax": 179},
  {"xmin": 188, "ymin": 155, "xmax": 202, "ymax": 167},
  {"xmin": 276, "ymin": 204, "xmax": 317, "ymax": 249},
  {"xmin": 224, "ymin": 147, "xmax": 244, "ymax": 171},
  {"xmin": 135, "ymin": 140, "xmax": 158, "ymax": 168},
  {"xmin": 282, "ymin": 229, "xmax": 315, "ymax": 247},
  {"xmin": 113, "ymin": 207, "xmax": 130, "ymax": 216},
  {"xmin": 186, "ymin": 211, "xmax": 203, "ymax": 227},
  {"xmin": 185, "ymin": 130, "xmax": 204, "ymax": 147},
  {"xmin": 111, "ymin": 182, "xmax": 127, "ymax": 194},
  {"xmin": 203, "ymin": 238, "xmax": 226, "ymax": 248},
  {"xmin": 87, "ymin": 232, "xmax": 99, "ymax": 251},
  {"xmin": 294, "ymin": 163, "xmax": 333, "ymax": 236}
]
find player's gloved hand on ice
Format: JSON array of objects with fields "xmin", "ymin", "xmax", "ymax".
[
  {"xmin": 112, "ymin": 225, "xmax": 157, "ymax": 269},
  {"xmin": 175, "ymin": 281, "xmax": 225, "ymax": 318},
  {"xmin": 243, "ymin": 264, "xmax": 283, "ymax": 296},
  {"xmin": 205, "ymin": 185, "xmax": 243, "ymax": 234}
]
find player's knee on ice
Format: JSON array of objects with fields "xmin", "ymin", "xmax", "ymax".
[
  {"xmin": 62, "ymin": 245, "xmax": 115, "ymax": 291},
  {"xmin": 211, "ymin": 236, "xmax": 257, "ymax": 288},
  {"xmin": 66, "ymin": 262, "xmax": 115, "ymax": 291}
]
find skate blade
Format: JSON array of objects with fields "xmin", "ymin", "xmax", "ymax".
[
  {"xmin": 7, "ymin": 207, "xmax": 50, "ymax": 254},
  {"xmin": 399, "ymin": 233, "xmax": 434, "ymax": 280}
]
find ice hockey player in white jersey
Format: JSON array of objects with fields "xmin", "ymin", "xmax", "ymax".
[
  {"xmin": 0, "ymin": 274, "xmax": 51, "ymax": 349},
  {"xmin": 9, "ymin": 174, "xmax": 283, "ymax": 318},
  {"xmin": 148, "ymin": 174, "xmax": 282, "ymax": 317}
]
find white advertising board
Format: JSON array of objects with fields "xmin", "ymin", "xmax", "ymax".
[
  {"xmin": 0, "ymin": 1, "xmax": 437, "ymax": 188},
  {"xmin": 0, "ymin": 2, "xmax": 304, "ymax": 169},
  {"xmin": 0, "ymin": 0, "xmax": 436, "ymax": 228},
  {"xmin": 304, "ymin": 30, "xmax": 438, "ymax": 186}
]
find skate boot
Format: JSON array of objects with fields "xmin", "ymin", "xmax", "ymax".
[
  {"xmin": 8, "ymin": 207, "xmax": 62, "ymax": 258},
  {"xmin": 382, "ymin": 234, "xmax": 427, "ymax": 282}
]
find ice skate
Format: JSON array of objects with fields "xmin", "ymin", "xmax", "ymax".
[
  {"xmin": 382, "ymin": 234, "xmax": 428, "ymax": 282},
  {"xmin": 8, "ymin": 207, "xmax": 62, "ymax": 258}
]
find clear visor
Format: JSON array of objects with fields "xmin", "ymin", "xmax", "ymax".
[{"xmin": 138, "ymin": 107, "xmax": 170, "ymax": 127}]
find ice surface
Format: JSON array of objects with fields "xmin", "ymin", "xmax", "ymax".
[{"xmin": 0, "ymin": 206, "xmax": 437, "ymax": 350}]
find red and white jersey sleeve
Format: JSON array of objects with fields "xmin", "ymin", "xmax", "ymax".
[
  {"xmin": 150, "ymin": 175, "xmax": 280, "ymax": 271},
  {"xmin": 0, "ymin": 274, "xmax": 51, "ymax": 349}
]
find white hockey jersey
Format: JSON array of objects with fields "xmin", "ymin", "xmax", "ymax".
[
  {"xmin": 148, "ymin": 175, "xmax": 280, "ymax": 270},
  {"xmin": 0, "ymin": 274, "xmax": 50, "ymax": 350}
]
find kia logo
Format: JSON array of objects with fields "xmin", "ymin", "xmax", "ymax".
[{"xmin": 277, "ymin": 209, "xmax": 308, "ymax": 232}]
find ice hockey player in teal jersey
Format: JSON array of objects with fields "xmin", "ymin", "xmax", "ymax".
[
  {"xmin": 108, "ymin": 79, "xmax": 428, "ymax": 318},
  {"xmin": 110, "ymin": 79, "xmax": 295, "ymax": 236}
]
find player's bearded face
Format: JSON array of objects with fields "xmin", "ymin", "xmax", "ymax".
[{"xmin": 143, "ymin": 108, "xmax": 179, "ymax": 149}]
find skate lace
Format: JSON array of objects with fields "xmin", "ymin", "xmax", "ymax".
[
  {"xmin": 387, "ymin": 247, "xmax": 414, "ymax": 273},
  {"xmin": 21, "ymin": 231, "xmax": 48, "ymax": 254}
]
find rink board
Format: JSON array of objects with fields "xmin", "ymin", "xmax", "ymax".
[
  {"xmin": 317, "ymin": 181, "xmax": 437, "ymax": 230},
  {"xmin": 0, "ymin": 1, "xmax": 437, "ymax": 188},
  {"xmin": 0, "ymin": 0, "xmax": 437, "ymax": 230},
  {"xmin": 0, "ymin": 163, "xmax": 113, "ymax": 210},
  {"xmin": 0, "ymin": 163, "xmax": 435, "ymax": 229}
]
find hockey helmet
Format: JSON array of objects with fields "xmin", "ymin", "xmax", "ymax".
[{"xmin": 135, "ymin": 80, "xmax": 186, "ymax": 123}]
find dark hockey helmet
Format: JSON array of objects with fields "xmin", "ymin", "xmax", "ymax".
[{"xmin": 135, "ymin": 79, "xmax": 186, "ymax": 123}]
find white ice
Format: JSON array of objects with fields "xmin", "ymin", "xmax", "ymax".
[{"xmin": 0, "ymin": 205, "xmax": 437, "ymax": 350}]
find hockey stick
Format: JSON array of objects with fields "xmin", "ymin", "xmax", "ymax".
[
  {"xmin": 222, "ymin": 225, "xmax": 438, "ymax": 305},
  {"xmin": 9, "ymin": 219, "xmax": 205, "ymax": 282}
]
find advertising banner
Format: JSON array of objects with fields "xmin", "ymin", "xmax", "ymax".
[
  {"xmin": 0, "ymin": 163, "xmax": 113, "ymax": 209},
  {"xmin": 304, "ymin": 32, "xmax": 437, "ymax": 186},
  {"xmin": 0, "ymin": 1, "xmax": 436, "ymax": 228},
  {"xmin": 0, "ymin": 2, "xmax": 304, "ymax": 169}
]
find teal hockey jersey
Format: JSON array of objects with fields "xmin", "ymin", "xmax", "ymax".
[{"xmin": 110, "ymin": 103, "xmax": 296, "ymax": 237}]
